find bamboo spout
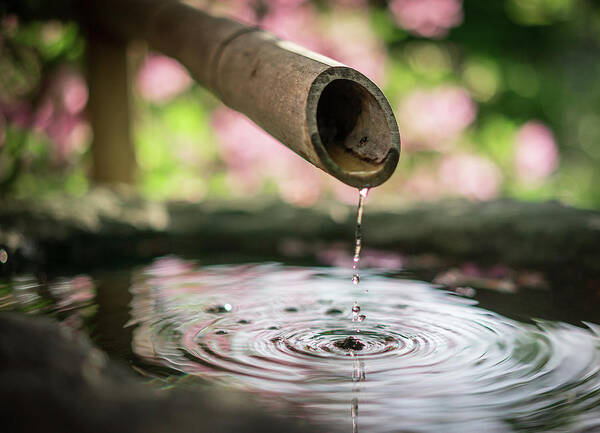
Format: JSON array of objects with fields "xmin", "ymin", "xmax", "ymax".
[{"xmin": 89, "ymin": 0, "xmax": 400, "ymax": 188}]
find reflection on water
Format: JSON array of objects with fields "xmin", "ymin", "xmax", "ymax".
[{"xmin": 127, "ymin": 257, "xmax": 600, "ymax": 433}]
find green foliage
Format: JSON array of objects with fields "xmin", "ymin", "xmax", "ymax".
[{"xmin": 2, "ymin": 0, "xmax": 600, "ymax": 208}]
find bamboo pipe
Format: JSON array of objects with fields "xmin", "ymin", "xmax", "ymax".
[{"xmin": 87, "ymin": 0, "xmax": 400, "ymax": 188}]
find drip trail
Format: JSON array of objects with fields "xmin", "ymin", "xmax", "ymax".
[{"xmin": 352, "ymin": 188, "xmax": 369, "ymax": 327}]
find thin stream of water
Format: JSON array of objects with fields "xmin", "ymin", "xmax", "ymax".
[
  {"xmin": 351, "ymin": 188, "xmax": 369, "ymax": 330},
  {"xmin": 351, "ymin": 187, "xmax": 369, "ymax": 432}
]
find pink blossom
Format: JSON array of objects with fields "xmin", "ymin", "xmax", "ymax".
[
  {"xmin": 2, "ymin": 101, "xmax": 32, "ymax": 128},
  {"xmin": 46, "ymin": 67, "xmax": 88, "ymax": 115},
  {"xmin": 330, "ymin": 181, "xmax": 360, "ymax": 205},
  {"xmin": 397, "ymin": 86, "xmax": 477, "ymax": 151},
  {"xmin": 260, "ymin": 2, "xmax": 324, "ymax": 51},
  {"xmin": 0, "ymin": 114, "xmax": 4, "ymax": 147},
  {"xmin": 272, "ymin": 156, "xmax": 322, "ymax": 206},
  {"xmin": 50, "ymin": 275, "xmax": 96, "ymax": 310},
  {"xmin": 439, "ymin": 154, "xmax": 502, "ymax": 200},
  {"xmin": 136, "ymin": 54, "xmax": 192, "ymax": 104},
  {"xmin": 514, "ymin": 121, "xmax": 558, "ymax": 183},
  {"xmin": 403, "ymin": 167, "xmax": 442, "ymax": 200},
  {"xmin": 212, "ymin": 107, "xmax": 281, "ymax": 194},
  {"xmin": 331, "ymin": 0, "xmax": 367, "ymax": 7},
  {"xmin": 45, "ymin": 113, "xmax": 90, "ymax": 162},
  {"xmin": 320, "ymin": 10, "xmax": 387, "ymax": 83},
  {"xmin": 212, "ymin": 107, "xmax": 322, "ymax": 204},
  {"xmin": 390, "ymin": 0, "xmax": 463, "ymax": 38}
]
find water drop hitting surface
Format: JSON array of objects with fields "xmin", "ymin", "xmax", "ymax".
[{"xmin": 127, "ymin": 259, "xmax": 600, "ymax": 433}]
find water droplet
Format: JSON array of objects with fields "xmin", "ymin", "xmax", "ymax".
[
  {"xmin": 352, "ymin": 275, "xmax": 360, "ymax": 285},
  {"xmin": 352, "ymin": 304, "xmax": 361, "ymax": 314},
  {"xmin": 0, "ymin": 249, "xmax": 7, "ymax": 264},
  {"xmin": 357, "ymin": 314, "xmax": 366, "ymax": 322}
]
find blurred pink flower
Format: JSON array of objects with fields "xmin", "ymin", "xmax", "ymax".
[
  {"xmin": 136, "ymin": 54, "xmax": 192, "ymax": 104},
  {"xmin": 50, "ymin": 275, "xmax": 96, "ymax": 311},
  {"xmin": 390, "ymin": 0, "xmax": 463, "ymax": 38},
  {"xmin": 514, "ymin": 121, "xmax": 558, "ymax": 183},
  {"xmin": 403, "ymin": 167, "xmax": 442, "ymax": 200},
  {"xmin": 2, "ymin": 101, "xmax": 32, "ymax": 129},
  {"xmin": 1, "ymin": 67, "xmax": 91, "ymax": 163},
  {"xmin": 45, "ymin": 113, "xmax": 91, "ymax": 162},
  {"xmin": 332, "ymin": 0, "xmax": 367, "ymax": 7},
  {"xmin": 0, "ymin": 114, "xmax": 4, "ymax": 147},
  {"xmin": 398, "ymin": 86, "xmax": 477, "ymax": 151},
  {"xmin": 260, "ymin": 2, "xmax": 386, "ymax": 82},
  {"xmin": 212, "ymin": 107, "xmax": 281, "ymax": 193},
  {"xmin": 275, "ymin": 158, "xmax": 322, "ymax": 206},
  {"xmin": 320, "ymin": 10, "xmax": 387, "ymax": 83},
  {"xmin": 330, "ymin": 181, "xmax": 360, "ymax": 205},
  {"xmin": 439, "ymin": 154, "xmax": 502, "ymax": 200},
  {"xmin": 212, "ymin": 107, "xmax": 322, "ymax": 204},
  {"xmin": 260, "ymin": 2, "xmax": 324, "ymax": 51},
  {"xmin": 59, "ymin": 72, "xmax": 88, "ymax": 114}
]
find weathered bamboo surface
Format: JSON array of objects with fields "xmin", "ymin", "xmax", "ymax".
[
  {"xmin": 83, "ymin": 0, "xmax": 400, "ymax": 187},
  {"xmin": 1, "ymin": 191, "xmax": 598, "ymax": 279}
]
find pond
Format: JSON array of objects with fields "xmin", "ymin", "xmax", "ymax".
[{"xmin": 2, "ymin": 256, "xmax": 599, "ymax": 433}]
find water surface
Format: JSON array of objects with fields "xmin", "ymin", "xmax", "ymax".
[{"xmin": 123, "ymin": 258, "xmax": 600, "ymax": 433}]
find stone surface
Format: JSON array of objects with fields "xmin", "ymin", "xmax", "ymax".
[
  {"xmin": 0, "ymin": 313, "xmax": 320, "ymax": 433},
  {"xmin": 1, "ymin": 190, "xmax": 599, "ymax": 280}
]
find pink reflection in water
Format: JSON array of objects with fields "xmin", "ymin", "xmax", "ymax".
[
  {"xmin": 136, "ymin": 54, "xmax": 192, "ymax": 104},
  {"xmin": 390, "ymin": 0, "xmax": 463, "ymax": 38},
  {"xmin": 398, "ymin": 87, "xmax": 476, "ymax": 151},
  {"xmin": 50, "ymin": 275, "xmax": 95, "ymax": 311},
  {"xmin": 439, "ymin": 154, "xmax": 502, "ymax": 200},
  {"xmin": 515, "ymin": 121, "xmax": 558, "ymax": 183}
]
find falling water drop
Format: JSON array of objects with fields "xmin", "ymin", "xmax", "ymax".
[
  {"xmin": 351, "ymin": 188, "xmax": 369, "ymax": 286},
  {"xmin": 351, "ymin": 302, "xmax": 361, "ymax": 322},
  {"xmin": 350, "ymin": 188, "xmax": 369, "ymax": 333}
]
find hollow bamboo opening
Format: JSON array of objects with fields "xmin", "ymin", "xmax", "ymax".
[
  {"xmin": 316, "ymin": 79, "xmax": 392, "ymax": 174},
  {"xmin": 308, "ymin": 69, "xmax": 400, "ymax": 188}
]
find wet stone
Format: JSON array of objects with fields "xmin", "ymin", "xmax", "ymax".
[
  {"xmin": 267, "ymin": 326, "xmax": 280, "ymax": 330},
  {"xmin": 334, "ymin": 336, "xmax": 365, "ymax": 351},
  {"xmin": 215, "ymin": 330, "xmax": 228, "ymax": 335},
  {"xmin": 326, "ymin": 308, "xmax": 344, "ymax": 315},
  {"xmin": 238, "ymin": 319, "xmax": 251, "ymax": 324},
  {"xmin": 284, "ymin": 307, "xmax": 298, "ymax": 313},
  {"xmin": 205, "ymin": 304, "xmax": 232, "ymax": 314}
]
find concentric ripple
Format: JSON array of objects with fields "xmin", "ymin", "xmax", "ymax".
[{"xmin": 129, "ymin": 258, "xmax": 600, "ymax": 433}]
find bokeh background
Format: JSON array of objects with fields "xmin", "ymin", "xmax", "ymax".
[{"xmin": 1, "ymin": 0, "xmax": 599, "ymax": 208}]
